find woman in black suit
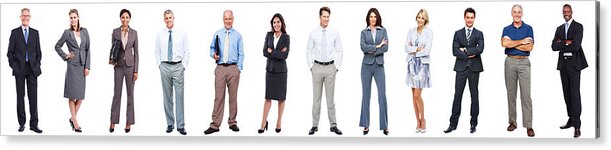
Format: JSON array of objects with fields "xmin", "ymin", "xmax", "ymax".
[{"xmin": 258, "ymin": 13, "xmax": 290, "ymax": 134}]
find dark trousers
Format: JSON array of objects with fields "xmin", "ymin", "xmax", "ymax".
[
  {"xmin": 449, "ymin": 69, "xmax": 479, "ymax": 127},
  {"xmin": 15, "ymin": 63, "xmax": 39, "ymax": 127},
  {"xmin": 560, "ymin": 68, "xmax": 582, "ymax": 129}
]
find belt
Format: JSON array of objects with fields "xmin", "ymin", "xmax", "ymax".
[
  {"xmin": 218, "ymin": 63, "xmax": 237, "ymax": 66},
  {"xmin": 507, "ymin": 55, "xmax": 528, "ymax": 59},
  {"xmin": 162, "ymin": 61, "xmax": 182, "ymax": 65},
  {"xmin": 314, "ymin": 60, "xmax": 334, "ymax": 66}
]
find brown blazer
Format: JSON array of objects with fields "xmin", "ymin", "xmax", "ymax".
[{"xmin": 112, "ymin": 27, "xmax": 139, "ymax": 72}]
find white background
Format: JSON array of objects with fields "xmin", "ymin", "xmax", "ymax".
[{"xmin": 0, "ymin": 0, "xmax": 608, "ymax": 149}]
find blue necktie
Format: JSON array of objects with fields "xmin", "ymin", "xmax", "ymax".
[
  {"xmin": 466, "ymin": 28, "xmax": 472, "ymax": 43},
  {"xmin": 24, "ymin": 28, "xmax": 29, "ymax": 62},
  {"xmin": 168, "ymin": 30, "xmax": 173, "ymax": 61}
]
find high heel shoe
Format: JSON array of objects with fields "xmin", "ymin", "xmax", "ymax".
[
  {"xmin": 125, "ymin": 125, "xmax": 131, "ymax": 133},
  {"xmin": 363, "ymin": 127, "xmax": 369, "ymax": 135},
  {"xmin": 69, "ymin": 118, "xmax": 75, "ymax": 130},
  {"xmin": 109, "ymin": 124, "xmax": 115, "ymax": 133},
  {"xmin": 74, "ymin": 127, "xmax": 82, "ymax": 133},
  {"xmin": 383, "ymin": 129, "xmax": 389, "ymax": 135},
  {"xmin": 275, "ymin": 128, "xmax": 281, "ymax": 133},
  {"xmin": 125, "ymin": 128, "xmax": 131, "ymax": 133},
  {"xmin": 258, "ymin": 121, "xmax": 268, "ymax": 134}
]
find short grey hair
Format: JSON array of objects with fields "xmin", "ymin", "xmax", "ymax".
[
  {"xmin": 164, "ymin": 9, "xmax": 173, "ymax": 16},
  {"xmin": 512, "ymin": 4, "xmax": 523, "ymax": 12}
]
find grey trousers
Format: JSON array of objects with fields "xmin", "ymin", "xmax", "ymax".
[
  {"xmin": 311, "ymin": 63, "xmax": 338, "ymax": 127},
  {"xmin": 359, "ymin": 63, "xmax": 388, "ymax": 130},
  {"xmin": 160, "ymin": 63, "xmax": 185, "ymax": 129},
  {"xmin": 504, "ymin": 57, "xmax": 532, "ymax": 128},
  {"xmin": 110, "ymin": 65, "xmax": 135, "ymax": 125}
]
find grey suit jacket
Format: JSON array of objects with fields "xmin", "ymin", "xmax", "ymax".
[
  {"xmin": 112, "ymin": 27, "xmax": 139, "ymax": 72},
  {"xmin": 360, "ymin": 26, "xmax": 388, "ymax": 65},
  {"xmin": 55, "ymin": 28, "xmax": 91, "ymax": 69},
  {"xmin": 452, "ymin": 27, "xmax": 484, "ymax": 72}
]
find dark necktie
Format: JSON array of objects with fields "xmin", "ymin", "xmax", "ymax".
[{"xmin": 466, "ymin": 28, "xmax": 472, "ymax": 43}]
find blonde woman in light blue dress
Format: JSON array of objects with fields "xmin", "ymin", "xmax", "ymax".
[{"xmin": 405, "ymin": 9, "xmax": 432, "ymax": 134}]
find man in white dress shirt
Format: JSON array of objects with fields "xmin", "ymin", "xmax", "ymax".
[{"xmin": 306, "ymin": 6, "xmax": 343, "ymax": 135}]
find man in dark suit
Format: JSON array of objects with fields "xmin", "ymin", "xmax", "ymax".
[
  {"xmin": 444, "ymin": 7, "xmax": 484, "ymax": 134},
  {"xmin": 6, "ymin": 8, "xmax": 43, "ymax": 133},
  {"xmin": 551, "ymin": 4, "xmax": 588, "ymax": 138}
]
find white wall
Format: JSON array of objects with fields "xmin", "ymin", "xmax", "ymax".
[{"xmin": 0, "ymin": 0, "xmax": 604, "ymax": 148}]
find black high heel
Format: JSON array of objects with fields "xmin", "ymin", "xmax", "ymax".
[
  {"xmin": 69, "ymin": 118, "xmax": 75, "ymax": 130},
  {"xmin": 363, "ymin": 127, "xmax": 369, "ymax": 135},
  {"xmin": 275, "ymin": 128, "xmax": 281, "ymax": 133},
  {"xmin": 258, "ymin": 121, "xmax": 268, "ymax": 134},
  {"xmin": 74, "ymin": 127, "xmax": 82, "ymax": 133},
  {"xmin": 125, "ymin": 128, "xmax": 131, "ymax": 133},
  {"xmin": 109, "ymin": 124, "xmax": 115, "ymax": 133}
]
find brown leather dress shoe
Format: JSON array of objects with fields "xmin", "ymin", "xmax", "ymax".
[
  {"xmin": 527, "ymin": 128, "xmax": 535, "ymax": 137},
  {"xmin": 507, "ymin": 123, "xmax": 517, "ymax": 131},
  {"xmin": 573, "ymin": 129, "xmax": 581, "ymax": 138}
]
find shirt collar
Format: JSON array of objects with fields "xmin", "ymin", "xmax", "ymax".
[
  {"xmin": 22, "ymin": 25, "xmax": 29, "ymax": 31},
  {"xmin": 366, "ymin": 26, "xmax": 383, "ymax": 31},
  {"xmin": 510, "ymin": 21, "xmax": 526, "ymax": 29},
  {"xmin": 464, "ymin": 26, "xmax": 473, "ymax": 31},
  {"xmin": 566, "ymin": 19, "xmax": 573, "ymax": 26}
]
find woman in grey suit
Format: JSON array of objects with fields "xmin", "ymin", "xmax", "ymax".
[
  {"xmin": 359, "ymin": 8, "xmax": 389, "ymax": 136},
  {"xmin": 108, "ymin": 9, "xmax": 138, "ymax": 133},
  {"xmin": 54, "ymin": 9, "xmax": 90, "ymax": 133},
  {"xmin": 258, "ymin": 13, "xmax": 290, "ymax": 134}
]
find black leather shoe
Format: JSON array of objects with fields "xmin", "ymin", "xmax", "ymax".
[
  {"xmin": 443, "ymin": 126, "xmax": 457, "ymax": 133},
  {"xmin": 363, "ymin": 127, "xmax": 369, "ymax": 135},
  {"xmin": 18, "ymin": 125, "xmax": 25, "ymax": 132},
  {"xmin": 275, "ymin": 128, "xmax": 281, "ymax": 133},
  {"xmin": 204, "ymin": 127, "xmax": 219, "ymax": 135},
  {"xmin": 574, "ymin": 128, "xmax": 581, "ymax": 138},
  {"xmin": 125, "ymin": 128, "xmax": 131, "ymax": 133},
  {"xmin": 109, "ymin": 128, "xmax": 115, "ymax": 133},
  {"xmin": 177, "ymin": 128, "xmax": 187, "ymax": 135},
  {"xmin": 166, "ymin": 125, "xmax": 174, "ymax": 133},
  {"xmin": 470, "ymin": 125, "xmax": 477, "ymax": 134},
  {"xmin": 29, "ymin": 127, "xmax": 43, "ymax": 133},
  {"xmin": 383, "ymin": 129, "xmax": 389, "ymax": 136},
  {"xmin": 229, "ymin": 125, "xmax": 240, "ymax": 132},
  {"xmin": 308, "ymin": 127, "xmax": 318, "ymax": 135},
  {"xmin": 560, "ymin": 124, "xmax": 573, "ymax": 129},
  {"xmin": 330, "ymin": 127, "xmax": 343, "ymax": 135}
]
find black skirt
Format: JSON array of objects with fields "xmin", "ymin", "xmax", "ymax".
[{"xmin": 265, "ymin": 71, "xmax": 287, "ymax": 100}]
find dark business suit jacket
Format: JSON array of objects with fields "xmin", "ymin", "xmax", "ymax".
[
  {"xmin": 7, "ymin": 26, "xmax": 42, "ymax": 76},
  {"xmin": 263, "ymin": 32, "xmax": 290, "ymax": 73},
  {"xmin": 452, "ymin": 27, "xmax": 484, "ymax": 72},
  {"xmin": 551, "ymin": 20, "xmax": 588, "ymax": 71},
  {"xmin": 112, "ymin": 27, "xmax": 139, "ymax": 72},
  {"xmin": 360, "ymin": 26, "xmax": 388, "ymax": 65}
]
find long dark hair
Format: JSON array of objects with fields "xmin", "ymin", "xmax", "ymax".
[
  {"xmin": 269, "ymin": 13, "xmax": 287, "ymax": 33},
  {"xmin": 366, "ymin": 8, "xmax": 382, "ymax": 28}
]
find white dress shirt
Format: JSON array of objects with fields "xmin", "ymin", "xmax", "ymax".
[
  {"xmin": 155, "ymin": 27, "xmax": 190, "ymax": 68},
  {"xmin": 306, "ymin": 26, "xmax": 343, "ymax": 69}
]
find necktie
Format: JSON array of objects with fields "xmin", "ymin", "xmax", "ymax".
[
  {"xmin": 223, "ymin": 31, "xmax": 230, "ymax": 63},
  {"xmin": 565, "ymin": 22, "xmax": 569, "ymax": 39},
  {"xmin": 24, "ymin": 28, "xmax": 29, "ymax": 62},
  {"xmin": 168, "ymin": 30, "xmax": 173, "ymax": 62},
  {"xmin": 321, "ymin": 29, "xmax": 327, "ymax": 48},
  {"xmin": 466, "ymin": 28, "xmax": 472, "ymax": 43}
]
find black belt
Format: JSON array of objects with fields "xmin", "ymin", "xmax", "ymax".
[
  {"xmin": 218, "ymin": 63, "xmax": 236, "ymax": 66},
  {"xmin": 162, "ymin": 61, "xmax": 181, "ymax": 65},
  {"xmin": 314, "ymin": 60, "xmax": 334, "ymax": 66}
]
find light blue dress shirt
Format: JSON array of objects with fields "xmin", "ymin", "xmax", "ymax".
[{"xmin": 209, "ymin": 28, "xmax": 245, "ymax": 71}]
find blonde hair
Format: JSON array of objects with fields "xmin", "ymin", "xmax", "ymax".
[{"xmin": 416, "ymin": 9, "xmax": 429, "ymax": 26}]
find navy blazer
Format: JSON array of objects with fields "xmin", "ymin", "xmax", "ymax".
[
  {"xmin": 360, "ymin": 26, "xmax": 388, "ymax": 65},
  {"xmin": 452, "ymin": 27, "xmax": 484, "ymax": 72},
  {"xmin": 551, "ymin": 20, "xmax": 588, "ymax": 71},
  {"xmin": 263, "ymin": 32, "xmax": 290, "ymax": 73},
  {"xmin": 7, "ymin": 26, "xmax": 42, "ymax": 76}
]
